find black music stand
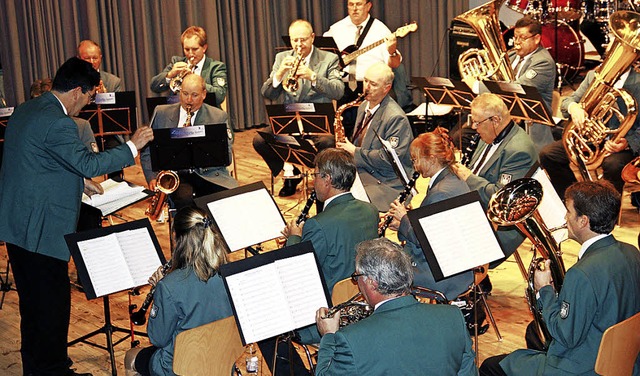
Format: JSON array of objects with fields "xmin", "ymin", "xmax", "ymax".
[
  {"xmin": 281, "ymin": 35, "xmax": 342, "ymax": 63},
  {"xmin": 146, "ymin": 93, "xmax": 219, "ymax": 118},
  {"xmin": 149, "ymin": 124, "xmax": 230, "ymax": 171},
  {"xmin": 65, "ymin": 219, "xmax": 165, "ymax": 376},
  {"xmin": 78, "ymin": 91, "xmax": 137, "ymax": 151},
  {"xmin": 266, "ymin": 103, "xmax": 335, "ymax": 136},
  {"xmin": 482, "ymin": 80, "xmax": 554, "ymax": 126}
]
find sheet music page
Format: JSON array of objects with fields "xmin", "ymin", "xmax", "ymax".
[
  {"xmin": 379, "ymin": 137, "xmax": 410, "ymax": 185},
  {"xmin": 82, "ymin": 179, "xmax": 147, "ymax": 215},
  {"xmin": 274, "ymin": 253, "xmax": 329, "ymax": 329},
  {"xmin": 350, "ymin": 172, "xmax": 371, "ymax": 203},
  {"xmin": 77, "ymin": 233, "xmax": 135, "ymax": 297},
  {"xmin": 418, "ymin": 201, "xmax": 504, "ymax": 277},
  {"xmin": 117, "ymin": 228, "xmax": 163, "ymax": 287},
  {"xmin": 97, "ymin": 190, "xmax": 149, "ymax": 216},
  {"xmin": 225, "ymin": 264, "xmax": 295, "ymax": 344},
  {"xmin": 532, "ymin": 168, "xmax": 568, "ymax": 243},
  {"xmin": 207, "ymin": 189, "xmax": 285, "ymax": 251}
]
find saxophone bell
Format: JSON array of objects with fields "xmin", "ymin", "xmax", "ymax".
[{"xmin": 145, "ymin": 170, "xmax": 180, "ymax": 221}]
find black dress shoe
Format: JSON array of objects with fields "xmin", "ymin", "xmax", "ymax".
[
  {"xmin": 279, "ymin": 178, "xmax": 301, "ymax": 197},
  {"xmin": 631, "ymin": 191, "xmax": 640, "ymax": 209}
]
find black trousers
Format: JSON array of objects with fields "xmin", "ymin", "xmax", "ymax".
[
  {"xmin": 252, "ymin": 132, "xmax": 335, "ymax": 177},
  {"xmin": 479, "ymin": 354, "xmax": 508, "ymax": 376},
  {"xmin": 7, "ymin": 243, "xmax": 72, "ymax": 376},
  {"xmin": 539, "ymin": 140, "xmax": 634, "ymax": 198}
]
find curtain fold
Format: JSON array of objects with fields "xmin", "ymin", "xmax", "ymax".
[{"xmin": 0, "ymin": 0, "xmax": 468, "ymax": 129}]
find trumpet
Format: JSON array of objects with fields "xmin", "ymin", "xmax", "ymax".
[
  {"xmin": 282, "ymin": 46, "xmax": 304, "ymax": 93},
  {"xmin": 130, "ymin": 260, "xmax": 172, "ymax": 326},
  {"xmin": 146, "ymin": 170, "xmax": 180, "ymax": 221},
  {"xmin": 169, "ymin": 57, "xmax": 196, "ymax": 93}
]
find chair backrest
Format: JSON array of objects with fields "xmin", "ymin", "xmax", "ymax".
[
  {"xmin": 594, "ymin": 311, "xmax": 640, "ymax": 376},
  {"xmin": 331, "ymin": 277, "xmax": 359, "ymax": 305},
  {"xmin": 173, "ymin": 316, "xmax": 245, "ymax": 376}
]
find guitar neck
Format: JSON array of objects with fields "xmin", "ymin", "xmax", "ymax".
[{"xmin": 343, "ymin": 39, "xmax": 386, "ymax": 66}]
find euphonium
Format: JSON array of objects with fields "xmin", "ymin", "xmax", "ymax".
[
  {"xmin": 169, "ymin": 57, "xmax": 196, "ymax": 93},
  {"xmin": 487, "ymin": 178, "xmax": 566, "ymax": 350},
  {"xmin": 282, "ymin": 46, "xmax": 304, "ymax": 93},
  {"xmin": 145, "ymin": 170, "xmax": 180, "ymax": 221},
  {"xmin": 334, "ymin": 92, "xmax": 367, "ymax": 143},
  {"xmin": 563, "ymin": 11, "xmax": 640, "ymax": 181},
  {"xmin": 455, "ymin": 0, "xmax": 515, "ymax": 83}
]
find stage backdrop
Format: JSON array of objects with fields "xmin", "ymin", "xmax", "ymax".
[{"xmin": 0, "ymin": 0, "xmax": 467, "ymax": 130}]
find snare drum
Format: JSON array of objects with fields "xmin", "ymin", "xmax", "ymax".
[
  {"xmin": 507, "ymin": 0, "xmax": 547, "ymax": 20},
  {"xmin": 546, "ymin": 0, "xmax": 582, "ymax": 21}
]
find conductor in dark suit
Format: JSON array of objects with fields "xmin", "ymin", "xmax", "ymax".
[
  {"xmin": 0, "ymin": 57, "xmax": 153, "ymax": 376},
  {"xmin": 315, "ymin": 238, "xmax": 477, "ymax": 376},
  {"xmin": 480, "ymin": 180, "xmax": 640, "ymax": 375},
  {"xmin": 451, "ymin": 93, "xmax": 537, "ymax": 265},
  {"xmin": 388, "ymin": 128, "xmax": 473, "ymax": 300},
  {"xmin": 337, "ymin": 62, "xmax": 413, "ymax": 212},
  {"xmin": 141, "ymin": 73, "xmax": 237, "ymax": 209},
  {"xmin": 150, "ymin": 26, "xmax": 227, "ymax": 108},
  {"xmin": 255, "ymin": 19, "xmax": 345, "ymax": 196}
]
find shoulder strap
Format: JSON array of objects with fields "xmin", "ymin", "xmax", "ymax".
[{"xmin": 355, "ymin": 17, "xmax": 375, "ymax": 48}]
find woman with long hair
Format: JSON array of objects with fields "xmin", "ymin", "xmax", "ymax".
[{"xmin": 124, "ymin": 207, "xmax": 232, "ymax": 376}]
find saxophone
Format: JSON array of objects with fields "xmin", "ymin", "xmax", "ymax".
[{"xmin": 334, "ymin": 92, "xmax": 366, "ymax": 143}]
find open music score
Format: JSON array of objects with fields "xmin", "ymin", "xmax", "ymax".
[
  {"xmin": 65, "ymin": 219, "xmax": 165, "ymax": 300},
  {"xmin": 220, "ymin": 241, "xmax": 330, "ymax": 345}
]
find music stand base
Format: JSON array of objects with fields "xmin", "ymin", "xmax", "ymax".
[
  {"xmin": 0, "ymin": 259, "xmax": 16, "ymax": 310},
  {"xmin": 68, "ymin": 296, "xmax": 148, "ymax": 376}
]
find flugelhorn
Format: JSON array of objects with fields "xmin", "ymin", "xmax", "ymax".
[
  {"xmin": 322, "ymin": 293, "xmax": 373, "ymax": 328},
  {"xmin": 169, "ymin": 57, "xmax": 196, "ymax": 93},
  {"xmin": 282, "ymin": 46, "xmax": 304, "ymax": 93},
  {"xmin": 130, "ymin": 260, "xmax": 172, "ymax": 325},
  {"xmin": 487, "ymin": 178, "xmax": 566, "ymax": 350},
  {"xmin": 146, "ymin": 170, "xmax": 180, "ymax": 221},
  {"xmin": 562, "ymin": 11, "xmax": 640, "ymax": 181}
]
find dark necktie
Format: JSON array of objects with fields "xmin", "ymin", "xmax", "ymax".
[
  {"xmin": 352, "ymin": 109, "xmax": 372, "ymax": 146},
  {"xmin": 183, "ymin": 111, "xmax": 193, "ymax": 127}
]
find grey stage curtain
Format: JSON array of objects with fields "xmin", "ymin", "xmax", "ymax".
[{"xmin": 0, "ymin": 0, "xmax": 467, "ymax": 130}]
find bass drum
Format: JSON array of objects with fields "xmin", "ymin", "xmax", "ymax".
[{"xmin": 503, "ymin": 20, "xmax": 583, "ymax": 81}]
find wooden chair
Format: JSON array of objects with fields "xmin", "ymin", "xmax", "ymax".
[
  {"xmin": 594, "ymin": 311, "xmax": 640, "ymax": 376},
  {"xmin": 331, "ymin": 277, "xmax": 360, "ymax": 305},
  {"xmin": 173, "ymin": 316, "xmax": 245, "ymax": 376}
]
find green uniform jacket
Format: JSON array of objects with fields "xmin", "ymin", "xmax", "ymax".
[
  {"xmin": 500, "ymin": 235, "xmax": 640, "ymax": 375},
  {"xmin": 316, "ymin": 295, "xmax": 478, "ymax": 376},
  {"xmin": 0, "ymin": 92, "xmax": 135, "ymax": 261}
]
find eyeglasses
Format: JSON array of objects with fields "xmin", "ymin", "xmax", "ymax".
[
  {"xmin": 351, "ymin": 271, "xmax": 364, "ymax": 282},
  {"xmin": 470, "ymin": 115, "xmax": 496, "ymax": 128},
  {"xmin": 513, "ymin": 34, "xmax": 538, "ymax": 43},
  {"xmin": 291, "ymin": 36, "xmax": 311, "ymax": 44}
]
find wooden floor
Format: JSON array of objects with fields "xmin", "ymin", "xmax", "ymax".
[{"xmin": 0, "ymin": 127, "xmax": 638, "ymax": 375}]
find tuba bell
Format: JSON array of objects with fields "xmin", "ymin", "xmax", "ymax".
[
  {"xmin": 145, "ymin": 170, "xmax": 180, "ymax": 221},
  {"xmin": 562, "ymin": 11, "xmax": 640, "ymax": 181},
  {"xmin": 455, "ymin": 0, "xmax": 515, "ymax": 83},
  {"xmin": 487, "ymin": 178, "xmax": 566, "ymax": 350}
]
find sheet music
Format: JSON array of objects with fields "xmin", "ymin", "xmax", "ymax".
[
  {"xmin": 76, "ymin": 227, "xmax": 161, "ymax": 297},
  {"xmin": 225, "ymin": 264, "xmax": 295, "ymax": 344},
  {"xmin": 532, "ymin": 168, "xmax": 568, "ymax": 243},
  {"xmin": 274, "ymin": 252, "xmax": 327, "ymax": 329},
  {"xmin": 82, "ymin": 179, "xmax": 148, "ymax": 215},
  {"xmin": 117, "ymin": 228, "xmax": 163, "ymax": 287},
  {"xmin": 418, "ymin": 201, "xmax": 504, "ymax": 277},
  {"xmin": 378, "ymin": 137, "xmax": 410, "ymax": 185},
  {"xmin": 207, "ymin": 188, "xmax": 285, "ymax": 251},
  {"xmin": 77, "ymin": 233, "xmax": 135, "ymax": 297},
  {"xmin": 350, "ymin": 172, "xmax": 371, "ymax": 203}
]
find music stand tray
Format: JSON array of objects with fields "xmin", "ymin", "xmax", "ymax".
[
  {"xmin": 266, "ymin": 103, "xmax": 335, "ymax": 136},
  {"xmin": 413, "ymin": 76, "xmax": 475, "ymax": 110},
  {"xmin": 257, "ymin": 131, "xmax": 317, "ymax": 169},
  {"xmin": 78, "ymin": 91, "xmax": 138, "ymax": 137},
  {"xmin": 482, "ymin": 80, "xmax": 553, "ymax": 126}
]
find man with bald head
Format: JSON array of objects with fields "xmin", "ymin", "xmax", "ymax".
[
  {"xmin": 141, "ymin": 73, "xmax": 237, "ymax": 209},
  {"xmin": 337, "ymin": 62, "xmax": 413, "ymax": 212},
  {"xmin": 451, "ymin": 93, "xmax": 537, "ymax": 264},
  {"xmin": 77, "ymin": 40, "xmax": 122, "ymax": 92}
]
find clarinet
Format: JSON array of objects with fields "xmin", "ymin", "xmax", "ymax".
[
  {"xmin": 130, "ymin": 260, "xmax": 172, "ymax": 326},
  {"xmin": 296, "ymin": 191, "xmax": 317, "ymax": 225},
  {"xmin": 460, "ymin": 133, "xmax": 480, "ymax": 167},
  {"xmin": 378, "ymin": 171, "xmax": 420, "ymax": 237}
]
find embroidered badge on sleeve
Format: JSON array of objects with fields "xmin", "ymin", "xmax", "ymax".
[{"xmin": 560, "ymin": 301, "xmax": 570, "ymax": 319}]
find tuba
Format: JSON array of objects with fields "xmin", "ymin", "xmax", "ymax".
[
  {"xmin": 563, "ymin": 11, "xmax": 640, "ymax": 181},
  {"xmin": 455, "ymin": 0, "xmax": 515, "ymax": 82},
  {"xmin": 487, "ymin": 178, "xmax": 566, "ymax": 350},
  {"xmin": 145, "ymin": 170, "xmax": 180, "ymax": 221}
]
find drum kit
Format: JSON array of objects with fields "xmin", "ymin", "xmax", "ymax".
[{"xmin": 504, "ymin": 0, "xmax": 640, "ymax": 81}]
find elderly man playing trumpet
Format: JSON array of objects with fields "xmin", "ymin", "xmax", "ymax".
[{"xmin": 315, "ymin": 238, "xmax": 477, "ymax": 376}]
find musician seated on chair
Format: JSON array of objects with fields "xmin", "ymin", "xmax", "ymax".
[
  {"xmin": 254, "ymin": 19, "xmax": 344, "ymax": 197},
  {"xmin": 540, "ymin": 63, "xmax": 640, "ymax": 200},
  {"xmin": 336, "ymin": 62, "xmax": 413, "ymax": 212},
  {"xmin": 314, "ymin": 238, "xmax": 477, "ymax": 376},
  {"xmin": 387, "ymin": 128, "xmax": 473, "ymax": 300},
  {"xmin": 480, "ymin": 180, "xmax": 640, "ymax": 376},
  {"xmin": 150, "ymin": 26, "xmax": 227, "ymax": 108},
  {"xmin": 124, "ymin": 207, "xmax": 233, "ymax": 376},
  {"xmin": 451, "ymin": 93, "xmax": 537, "ymax": 267},
  {"xmin": 140, "ymin": 73, "xmax": 237, "ymax": 210}
]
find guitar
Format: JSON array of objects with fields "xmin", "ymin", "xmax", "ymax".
[{"xmin": 339, "ymin": 22, "xmax": 418, "ymax": 68}]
